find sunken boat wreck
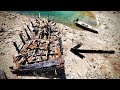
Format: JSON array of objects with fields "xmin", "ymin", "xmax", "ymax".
[
  {"xmin": 10, "ymin": 17, "xmax": 65, "ymax": 79},
  {"xmin": 74, "ymin": 18, "xmax": 99, "ymax": 34}
]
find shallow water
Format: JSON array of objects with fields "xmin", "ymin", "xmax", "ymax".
[{"xmin": 14, "ymin": 11, "xmax": 97, "ymax": 29}]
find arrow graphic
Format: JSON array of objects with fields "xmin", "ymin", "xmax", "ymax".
[{"xmin": 70, "ymin": 43, "xmax": 115, "ymax": 59}]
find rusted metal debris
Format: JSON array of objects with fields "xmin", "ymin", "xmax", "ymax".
[{"xmin": 10, "ymin": 18, "xmax": 65, "ymax": 78}]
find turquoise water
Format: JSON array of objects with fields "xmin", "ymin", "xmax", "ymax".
[{"xmin": 14, "ymin": 11, "xmax": 97, "ymax": 28}]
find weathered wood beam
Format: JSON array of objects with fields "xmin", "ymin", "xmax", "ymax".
[
  {"xmin": 24, "ymin": 28, "xmax": 31, "ymax": 40},
  {"xmin": 12, "ymin": 42, "xmax": 20, "ymax": 53},
  {"xmin": 27, "ymin": 25, "xmax": 32, "ymax": 32},
  {"xmin": 19, "ymin": 32, "xmax": 26, "ymax": 45}
]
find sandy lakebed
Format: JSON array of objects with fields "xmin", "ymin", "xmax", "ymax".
[{"xmin": 0, "ymin": 11, "xmax": 120, "ymax": 79}]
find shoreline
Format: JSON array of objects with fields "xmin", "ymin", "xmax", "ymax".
[{"xmin": 12, "ymin": 11, "xmax": 97, "ymax": 30}]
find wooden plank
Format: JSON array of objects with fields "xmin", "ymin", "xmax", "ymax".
[{"xmin": 12, "ymin": 42, "xmax": 20, "ymax": 53}]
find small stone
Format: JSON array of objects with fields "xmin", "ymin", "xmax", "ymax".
[
  {"xmin": 105, "ymin": 26, "xmax": 109, "ymax": 29},
  {"xmin": 0, "ymin": 52, "xmax": 5, "ymax": 55},
  {"xmin": 113, "ymin": 12, "xmax": 116, "ymax": 14},
  {"xmin": 66, "ymin": 74, "xmax": 69, "ymax": 76},
  {"xmin": 0, "ymin": 27, "xmax": 5, "ymax": 32},
  {"xmin": 63, "ymin": 39, "xmax": 66, "ymax": 41}
]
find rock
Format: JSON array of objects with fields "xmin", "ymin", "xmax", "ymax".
[
  {"xmin": 113, "ymin": 12, "xmax": 116, "ymax": 14},
  {"xmin": 0, "ymin": 52, "xmax": 5, "ymax": 55},
  {"xmin": 93, "ymin": 66, "xmax": 96, "ymax": 68},
  {"xmin": 1, "ymin": 23, "xmax": 6, "ymax": 26},
  {"xmin": 0, "ymin": 27, "xmax": 6, "ymax": 32},
  {"xmin": 63, "ymin": 39, "xmax": 66, "ymax": 41},
  {"xmin": 105, "ymin": 25, "xmax": 109, "ymax": 29}
]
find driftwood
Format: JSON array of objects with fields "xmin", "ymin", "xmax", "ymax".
[{"xmin": 19, "ymin": 60, "xmax": 58, "ymax": 69}]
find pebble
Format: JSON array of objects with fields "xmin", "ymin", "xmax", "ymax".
[
  {"xmin": 93, "ymin": 66, "xmax": 96, "ymax": 68},
  {"xmin": 113, "ymin": 12, "xmax": 116, "ymax": 14},
  {"xmin": 0, "ymin": 52, "xmax": 5, "ymax": 55},
  {"xmin": 105, "ymin": 26, "xmax": 109, "ymax": 29},
  {"xmin": 0, "ymin": 27, "xmax": 6, "ymax": 32}
]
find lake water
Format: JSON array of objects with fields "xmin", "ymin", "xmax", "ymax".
[{"xmin": 14, "ymin": 11, "xmax": 97, "ymax": 29}]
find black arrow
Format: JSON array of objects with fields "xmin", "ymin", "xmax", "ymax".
[{"xmin": 70, "ymin": 44, "xmax": 115, "ymax": 59}]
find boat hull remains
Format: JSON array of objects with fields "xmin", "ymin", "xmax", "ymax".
[{"xmin": 74, "ymin": 18, "xmax": 99, "ymax": 34}]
